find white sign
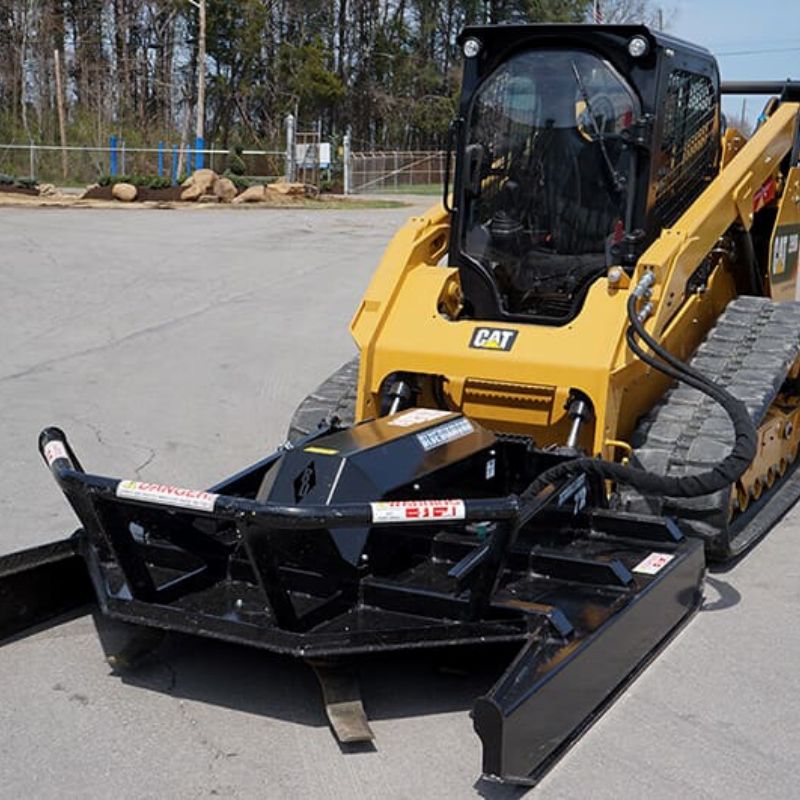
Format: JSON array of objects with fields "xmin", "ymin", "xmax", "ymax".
[
  {"xmin": 371, "ymin": 499, "xmax": 466, "ymax": 523},
  {"xmin": 387, "ymin": 408, "xmax": 452, "ymax": 428},
  {"xmin": 632, "ymin": 552, "xmax": 675, "ymax": 575},
  {"xmin": 417, "ymin": 418, "xmax": 474, "ymax": 451},
  {"xmin": 116, "ymin": 480, "xmax": 218, "ymax": 512},
  {"xmin": 44, "ymin": 441, "xmax": 69, "ymax": 466},
  {"xmin": 296, "ymin": 142, "xmax": 332, "ymax": 169}
]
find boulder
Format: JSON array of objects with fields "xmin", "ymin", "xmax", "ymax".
[
  {"xmin": 180, "ymin": 184, "xmax": 204, "ymax": 202},
  {"xmin": 38, "ymin": 183, "xmax": 57, "ymax": 197},
  {"xmin": 232, "ymin": 184, "xmax": 266, "ymax": 204},
  {"xmin": 197, "ymin": 193, "xmax": 220, "ymax": 204},
  {"xmin": 267, "ymin": 179, "xmax": 306, "ymax": 197},
  {"xmin": 187, "ymin": 168, "xmax": 217, "ymax": 193},
  {"xmin": 112, "ymin": 182, "xmax": 137, "ymax": 202},
  {"xmin": 213, "ymin": 177, "xmax": 237, "ymax": 203}
]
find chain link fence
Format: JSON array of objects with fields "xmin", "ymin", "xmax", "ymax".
[
  {"xmin": 347, "ymin": 150, "xmax": 446, "ymax": 194},
  {"xmin": 0, "ymin": 127, "xmax": 445, "ymax": 196},
  {"xmin": 0, "ymin": 143, "xmax": 287, "ymax": 186}
]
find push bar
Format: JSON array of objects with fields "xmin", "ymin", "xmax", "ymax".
[{"xmin": 38, "ymin": 426, "xmax": 556, "ymax": 531}]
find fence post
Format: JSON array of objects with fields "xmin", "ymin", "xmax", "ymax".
[
  {"xmin": 343, "ymin": 128, "xmax": 351, "ymax": 195},
  {"xmin": 171, "ymin": 145, "xmax": 179, "ymax": 186},
  {"xmin": 110, "ymin": 136, "xmax": 118, "ymax": 177},
  {"xmin": 158, "ymin": 142, "xmax": 164, "ymax": 177},
  {"xmin": 29, "ymin": 139, "xmax": 35, "ymax": 181},
  {"xmin": 194, "ymin": 136, "xmax": 204, "ymax": 170},
  {"xmin": 285, "ymin": 113, "xmax": 296, "ymax": 182}
]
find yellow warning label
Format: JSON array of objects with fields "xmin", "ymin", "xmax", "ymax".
[{"xmin": 304, "ymin": 446, "xmax": 339, "ymax": 455}]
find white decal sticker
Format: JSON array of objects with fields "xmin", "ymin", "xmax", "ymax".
[
  {"xmin": 371, "ymin": 499, "xmax": 466, "ymax": 523},
  {"xmin": 558, "ymin": 474, "xmax": 588, "ymax": 515},
  {"xmin": 416, "ymin": 418, "xmax": 474, "ymax": 451},
  {"xmin": 387, "ymin": 408, "xmax": 452, "ymax": 428},
  {"xmin": 633, "ymin": 552, "xmax": 675, "ymax": 575},
  {"xmin": 485, "ymin": 458, "xmax": 496, "ymax": 480},
  {"xmin": 44, "ymin": 441, "xmax": 70, "ymax": 466},
  {"xmin": 773, "ymin": 235, "xmax": 788, "ymax": 276},
  {"xmin": 116, "ymin": 480, "xmax": 218, "ymax": 512}
]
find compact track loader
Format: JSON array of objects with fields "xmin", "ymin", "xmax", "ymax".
[{"xmin": 3, "ymin": 23, "xmax": 800, "ymax": 786}]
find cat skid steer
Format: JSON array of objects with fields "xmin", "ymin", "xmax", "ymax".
[{"xmin": 3, "ymin": 24, "xmax": 800, "ymax": 785}]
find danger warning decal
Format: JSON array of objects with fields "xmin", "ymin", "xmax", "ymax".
[
  {"xmin": 371, "ymin": 499, "xmax": 466, "ymax": 523},
  {"xmin": 632, "ymin": 552, "xmax": 675, "ymax": 575},
  {"xmin": 116, "ymin": 480, "xmax": 219, "ymax": 512},
  {"xmin": 43, "ymin": 441, "xmax": 70, "ymax": 466}
]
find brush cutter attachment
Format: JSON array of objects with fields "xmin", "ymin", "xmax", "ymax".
[{"xmin": 1, "ymin": 411, "xmax": 704, "ymax": 784}]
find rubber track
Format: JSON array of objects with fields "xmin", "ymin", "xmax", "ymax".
[
  {"xmin": 622, "ymin": 296, "xmax": 800, "ymax": 532},
  {"xmin": 286, "ymin": 357, "xmax": 360, "ymax": 442}
]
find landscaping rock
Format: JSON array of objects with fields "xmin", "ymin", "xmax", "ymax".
[
  {"xmin": 112, "ymin": 182, "xmax": 137, "ymax": 202},
  {"xmin": 267, "ymin": 178, "xmax": 307, "ymax": 196},
  {"xmin": 180, "ymin": 184, "xmax": 204, "ymax": 202},
  {"xmin": 232, "ymin": 184, "xmax": 266, "ymax": 204},
  {"xmin": 38, "ymin": 183, "xmax": 58, "ymax": 197},
  {"xmin": 198, "ymin": 193, "xmax": 220, "ymax": 204},
  {"xmin": 186, "ymin": 168, "xmax": 217, "ymax": 193},
  {"xmin": 213, "ymin": 177, "xmax": 237, "ymax": 203}
]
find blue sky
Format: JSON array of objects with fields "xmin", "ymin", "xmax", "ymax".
[{"xmin": 669, "ymin": 0, "xmax": 800, "ymax": 122}]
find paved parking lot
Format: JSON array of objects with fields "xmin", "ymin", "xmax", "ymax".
[{"xmin": 1, "ymin": 205, "xmax": 799, "ymax": 799}]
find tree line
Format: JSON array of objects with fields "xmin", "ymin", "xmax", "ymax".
[{"xmin": 0, "ymin": 0, "xmax": 664, "ymax": 154}]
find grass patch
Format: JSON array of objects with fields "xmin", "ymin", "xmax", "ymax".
[
  {"xmin": 358, "ymin": 183, "xmax": 442, "ymax": 196},
  {"xmin": 266, "ymin": 198, "xmax": 409, "ymax": 211},
  {"xmin": 295, "ymin": 198, "xmax": 408, "ymax": 209}
]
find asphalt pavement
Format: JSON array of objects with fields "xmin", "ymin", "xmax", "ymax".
[{"xmin": 0, "ymin": 204, "xmax": 798, "ymax": 799}]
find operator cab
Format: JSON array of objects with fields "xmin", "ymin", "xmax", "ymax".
[{"xmin": 450, "ymin": 25, "xmax": 720, "ymax": 325}]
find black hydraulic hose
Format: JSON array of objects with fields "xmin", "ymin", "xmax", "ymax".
[{"xmin": 523, "ymin": 290, "xmax": 758, "ymax": 500}]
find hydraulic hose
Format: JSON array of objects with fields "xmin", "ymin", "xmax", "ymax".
[{"xmin": 524, "ymin": 282, "xmax": 758, "ymax": 500}]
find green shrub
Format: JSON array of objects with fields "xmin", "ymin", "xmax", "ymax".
[
  {"xmin": 222, "ymin": 171, "xmax": 253, "ymax": 190},
  {"xmin": 0, "ymin": 173, "xmax": 39, "ymax": 189},
  {"xmin": 99, "ymin": 174, "xmax": 173, "ymax": 189},
  {"xmin": 226, "ymin": 144, "xmax": 247, "ymax": 176}
]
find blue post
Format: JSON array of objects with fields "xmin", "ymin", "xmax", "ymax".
[
  {"xmin": 109, "ymin": 135, "xmax": 118, "ymax": 177},
  {"xmin": 171, "ymin": 145, "xmax": 179, "ymax": 186},
  {"xmin": 157, "ymin": 142, "xmax": 164, "ymax": 177},
  {"xmin": 194, "ymin": 136, "xmax": 204, "ymax": 170}
]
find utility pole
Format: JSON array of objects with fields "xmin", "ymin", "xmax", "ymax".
[
  {"xmin": 53, "ymin": 49, "xmax": 68, "ymax": 180},
  {"xmin": 189, "ymin": 0, "xmax": 206, "ymax": 170}
]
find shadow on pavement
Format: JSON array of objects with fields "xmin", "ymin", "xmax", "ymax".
[{"xmin": 108, "ymin": 622, "xmax": 520, "ymax": 730}]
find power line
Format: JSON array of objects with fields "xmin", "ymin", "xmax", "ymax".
[{"xmin": 715, "ymin": 46, "xmax": 800, "ymax": 57}]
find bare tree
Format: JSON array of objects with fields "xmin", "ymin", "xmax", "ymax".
[{"xmin": 594, "ymin": 0, "xmax": 672, "ymax": 28}]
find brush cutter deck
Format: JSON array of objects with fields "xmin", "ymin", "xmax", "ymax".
[{"xmin": 1, "ymin": 417, "xmax": 704, "ymax": 785}]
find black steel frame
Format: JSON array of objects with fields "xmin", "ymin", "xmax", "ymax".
[{"xmin": 0, "ymin": 426, "xmax": 705, "ymax": 785}]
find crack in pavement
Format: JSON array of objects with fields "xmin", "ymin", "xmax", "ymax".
[{"xmin": 0, "ymin": 286, "xmax": 266, "ymax": 386}]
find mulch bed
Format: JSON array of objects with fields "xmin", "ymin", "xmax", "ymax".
[
  {"xmin": 82, "ymin": 185, "xmax": 185, "ymax": 202},
  {"xmin": 0, "ymin": 184, "xmax": 40, "ymax": 197}
]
